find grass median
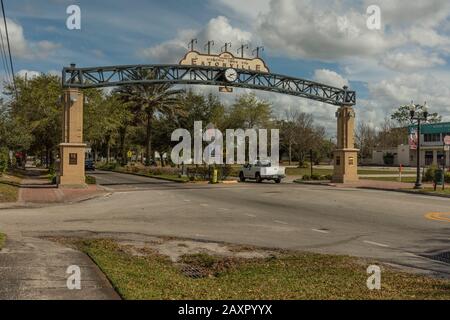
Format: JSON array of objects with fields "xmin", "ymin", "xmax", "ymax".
[
  {"xmin": 0, "ymin": 233, "xmax": 6, "ymax": 250},
  {"xmin": 71, "ymin": 239, "xmax": 450, "ymax": 300},
  {"xmin": 0, "ymin": 174, "xmax": 20, "ymax": 203}
]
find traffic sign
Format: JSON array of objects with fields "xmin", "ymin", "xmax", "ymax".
[{"xmin": 127, "ymin": 150, "xmax": 133, "ymax": 158}]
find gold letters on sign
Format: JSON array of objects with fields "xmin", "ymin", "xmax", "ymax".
[{"xmin": 179, "ymin": 51, "xmax": 269, "ymax": 73}]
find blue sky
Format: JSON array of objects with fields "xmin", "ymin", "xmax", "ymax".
[{"xmin": 3, "ymin": 0, "xmax": 450, "ymax": 133}]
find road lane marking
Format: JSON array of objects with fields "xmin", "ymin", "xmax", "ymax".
[
  {"xmin": 363, "ymin": 240, "xmax": 389, "ymax": 248},
  {"xmin": 312, "ymin": 228, "xmax": 329, "ymax": 234},
  {"xmin": 245, "ymin": 213, "xmax": 257, "ymax": 218},
  {"xmin": 200, "ymin": 203, "xmax": 209, "ymax": 207},
  {"xmin": 274, "ymin": 220, "xmax": 288, "ymax": 225},
  {"xmin": 425, "ymin": 212, "xmax": 450, "ymax": 223}
]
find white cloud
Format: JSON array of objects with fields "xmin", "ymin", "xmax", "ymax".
[
  {"xmin": 365, "ymin": 72, "xmax": 450, "ymax": 123},
  {"xmin": 138, "ymin": 16, "xmax": 254, "ymax": 63},
  {"xmin": 313, "ymin": 69, "xmax": 348, "ymax": 88},
  {"xmin": 0, "ymin": 18, "xmax": 60, "ymax": 60},
  {"xmin": 211, "ymin": 0, "xmax": 271, "ymax": 19},
  {"xmin": 381, "ymin": 50, "xmax": 446, "ymax": 71},
  {"xmin": 16, "ymin": 69, "xmax": 41, "ymax": 79},
  {"xmin": 257, "ymin": 0, "xmax": 399, "ymax": 61}
]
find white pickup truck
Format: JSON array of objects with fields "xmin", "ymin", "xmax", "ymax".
[{"xmin": 239, "ymin": 161, "xmax": 286, "ymax": 183}]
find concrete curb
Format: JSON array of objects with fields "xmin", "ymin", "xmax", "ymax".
[
  {"xmin": 293, "ymin": 179, "xmax": 450, "ymax": 199},
  {"xmin": 100, "ymin": 168, "xmax": 239, "ymax": 185}
]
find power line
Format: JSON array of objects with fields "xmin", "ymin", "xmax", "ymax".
[
  {"xmin": 0, "ymin": 21, "xmax": 12, "ymax": 85},
  {"xmin": 1, "ymin": 0, "xmax": 17, "ymax": 97}
]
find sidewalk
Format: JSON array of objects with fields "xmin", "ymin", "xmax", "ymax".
[
  {"xmin": 16, "ymin": 168, "xmax": 106, "ymax": 205},
  {"xmin": 295, "ymin": 178, "xmax": 437, "ymax": 192},
  {"xmin": 0, "ymin": 234, "xmax": 120, "ymax": 300}
]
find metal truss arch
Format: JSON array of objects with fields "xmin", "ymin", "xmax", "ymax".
[{"xmin": 62, "ymin": 64, "xmax": 356, "ymax": 106}]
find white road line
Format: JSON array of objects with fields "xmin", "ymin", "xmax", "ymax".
[
  {"xmin": 183, "ymin": 199, "xmax": 191, "ymax": 202},
  {"xmin": 274, "ymin": 220, "xmax": 288, "ymax": 225},
  {"xmin": 200, "ymin": 203, "xmax": 209, "ymax": 207},
  {"xmin": 363, "ymin": 240, "xmax": 390, "ymax": 248},
  {"xmin": 312, "ymin": 228, "xmax": 329, "ymax": 234},
  {"xmin": 245, "ymin": 213, "xmax": 257, "ymax": 218},
  {"xmin": 219, "ymin": 208, "xmax": 231, "ymax": 211}
]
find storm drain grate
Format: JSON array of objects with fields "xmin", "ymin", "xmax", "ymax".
[
  {"xmin": 423, "ymin": 251, "xmax": 450, "ymax": 264},
  {"xmin": 179, "ymin": 264, "xmax": 207, "ymax": 279}
]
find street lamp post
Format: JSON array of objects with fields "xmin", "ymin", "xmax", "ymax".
[{"xmin": 410, "ymin": 102, "xmax": 429, "ymax": 190}]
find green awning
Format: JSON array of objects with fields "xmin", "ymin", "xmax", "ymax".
[{"xmin": 408, "ymin": 122, "xmax": 450, "ymax": 134}]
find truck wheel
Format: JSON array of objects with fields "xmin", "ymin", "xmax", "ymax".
[
  {"xmin": 256, "ymin": 173, "xmax": 262, "ymax": 183},
  {"xmin": 275, "ymin": 178, "xmax": 281, "ymax": 184},
  {"xmin": 239, "ymin": 172, "xmax": 246, "ymax": 182}
]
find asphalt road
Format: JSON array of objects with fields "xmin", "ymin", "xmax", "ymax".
[{"xmin": 1, "ymin": 170, "xmax": 449, "ymax": 277}]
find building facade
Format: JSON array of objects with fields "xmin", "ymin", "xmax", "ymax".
[{"xmin": 371, "ymin": 122, "xmax": 450, "ymax": 167}]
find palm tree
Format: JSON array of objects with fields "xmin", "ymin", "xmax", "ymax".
[{"xmin": 116, "ymin": 71, "xmax": 185, "ymax": 165}]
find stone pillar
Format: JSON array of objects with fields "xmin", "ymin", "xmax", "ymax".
[
  {"xmin": 332, "ymin": 106, "xmax": 359, "ymax": 183},
  {"xmin": 59, "ymin": 88, "xmax": 86, "ymax": 187}
]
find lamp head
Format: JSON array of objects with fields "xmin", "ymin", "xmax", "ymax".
[
  {"xmin": 422, "ymin": 102, "xmax": 428, "ymax": 119},
  {"xmin": 409, "ymin": 101, "xmax": 415, "ymax": 118}
]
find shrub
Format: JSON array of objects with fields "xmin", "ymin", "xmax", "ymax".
[
  {"xmin": 147, "ymin": 167, "xmax": 180, "ymax": 176},
  {"xmin": 98, "ymin": 162, "xmax": 118, "ymax": 170},
  {"xmin": 423, "ymin": 165, "xmax": 438, "ymax": 182},
  {"xmin": 311, "ymin": 174, "xmax": 321, "ymax": 180},
  {"xmin": 85, "ymin": 175, "xmax": 96, "ymax": 185},
  {"xmin": 302, "ymin": 175, "xmax": 311, "ymax": 181},
  {"xmin": 0, "ymin": 148, "xmax": 9, "ymax": 176},
  {"xmin": 445, "ymin": 172, "xmax": 450, "ymax": 183},
  {"xmin": 187, "ymin": 166, "xmax": 210, "ymax": 181},
  {"xmin": 324, "ymin": 174, "xmax": 333, "ymax": 180}
]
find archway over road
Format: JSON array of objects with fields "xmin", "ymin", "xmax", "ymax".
[{"xmin": 59, "ymin": 62, "xmax": 358, "ymax": 186}]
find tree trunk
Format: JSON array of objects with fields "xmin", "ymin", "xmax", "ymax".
[
  {"xmin": 145, "ymin": 113, "xmax": 153, "ymax": 166},
  {"xmin": 119, "ymin": 126, "xmax": 127, "ymax": 166},
  {"xmin": 288, "ymin": 142, "xmax": 292, "ymax": 166}
]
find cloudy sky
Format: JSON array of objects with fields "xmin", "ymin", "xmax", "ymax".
[{"xmin": 2, "ymin": 0, "xmax": 450, "ymax": 136}]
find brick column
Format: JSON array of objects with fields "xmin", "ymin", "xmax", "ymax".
[
  {"xmin": 59, "ymin": 88, "xmax": 87, "ymax": 187},
  {"xmin": 332, "ymin": 106, "xmax": 359, "ymax": 183}
]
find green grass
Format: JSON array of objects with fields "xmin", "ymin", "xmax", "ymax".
[
  {"xmin": 360, "ymin": 177, "xmax": 417, "ymax": 183},
  {"xmin": 76, "ymin": 239, "xmax": 450, "ymax": 300},
  {"xmin": 148, "ymin": 174, "xmax": 189, "ymax": 183},
  {"xmin": 0, "ymin": 180, "xmax": 19, "ymax": 203},
  {"xmin": 85, "ymin": 175, "xmax": 97, "ymax": 185},
  {"xmin": 417, "ymin": 187, "xmax": 450, "ymax": 195},
  {"xmin": 0, "ymin": 233, "xmax": 5, "ymax": 250}
]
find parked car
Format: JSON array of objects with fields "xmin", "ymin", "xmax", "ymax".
[
  {"xmin": 239, "ymin": 161, "xmax": 285, "ymax": 183},
  {"xmin": 85, "ymin": 159, "xmax": 96, "ymax": 171}
]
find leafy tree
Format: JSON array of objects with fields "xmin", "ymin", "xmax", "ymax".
[
  {"xmin": 391, "ymin": 104, "xmax": 441, "ymax": 126},
  {"xmin": 115, "ymin": 71, "xmax": 185, "ymax": 165},
  {"xmin": 4, "ymin": 74, "xmax": 62, "ymax": 167},
  {"xmin": 225, "ymin": 93, "xmax": 272, "ymax": 129},
  {"xmin": 355, "ymin": 122, "xmax": 378, "ymax": 162}
]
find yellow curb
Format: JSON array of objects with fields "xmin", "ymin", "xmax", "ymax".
[{"xmin": 425, "ymin": 212, "xmax": 450, "ymax": 223}]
